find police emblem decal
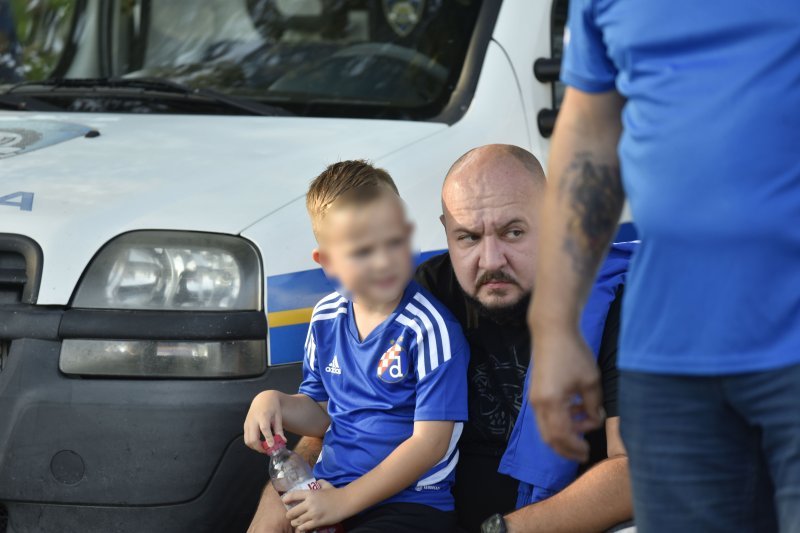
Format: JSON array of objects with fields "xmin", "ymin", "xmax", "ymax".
[
  {"xmin": 0, "ymin": 120, "xmax": 92, "ymax": 160},
  {"xmin": 382, "ymin": 0, "xmax": 425, "ymax": 38},
  {"xmin": 377, "ymin": 336, "xmax": 406, "ymax": 383}
]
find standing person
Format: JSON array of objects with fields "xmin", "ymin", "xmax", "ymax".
[
  {"xmin": 244, "ymin": 160, "xmax": 470, "ymax": 532},
  {"xmin": 246, "ymin": 145, "xmax": 634, "ymax": 533},
  {"xmin": 527, "ymin": 2, "xmax": 800, "ymax": 532}
]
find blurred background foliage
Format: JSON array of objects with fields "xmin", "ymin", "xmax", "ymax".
[{"xmin": 2, "ymin": 0, "xmax": 74, "ymax": 81}]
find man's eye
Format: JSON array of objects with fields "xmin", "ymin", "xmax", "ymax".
[
  {"xmin": 457, "ymin": 234, "xmax": 478, "ymax": 243},
  {"xmin": 505, "ymin": 229, "xmax": 524, "ymax": 239},
  {"xmin": 352, "ymin": 247, "xmax": 372, "ymax": 258}
]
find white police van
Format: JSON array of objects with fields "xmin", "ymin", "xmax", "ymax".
[{"xmin": 0, "ymin": 1, "xmax": 633, "ymax": 531}]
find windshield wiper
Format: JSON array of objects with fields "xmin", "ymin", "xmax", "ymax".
[
  {"xmin": 0, "ymin": 93, "xmax": 63, "ymax": 112},
  {"xmin": 4, "ymin": 77, "xmax": 294, "ymax": 116}
]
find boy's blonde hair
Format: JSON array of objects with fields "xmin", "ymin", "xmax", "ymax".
[{"xmin": 306, "ymin": 160, "xmax": 400, "ymax": 238}]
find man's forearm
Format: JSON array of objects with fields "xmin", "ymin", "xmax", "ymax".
[
  {"xmin": 293, "ymin": 435, "xmax": 323, "ymax": 465},
  {"xmin": 527, "ymin": 88, "xmax": 628, "ymax": 460},
  {"xmin": 504, "ymin": 457, "xmax": 632, "ymax": 533},
  {"xmin": 531, "ymin": 88, "xmax": 625, "ymax": 328}
]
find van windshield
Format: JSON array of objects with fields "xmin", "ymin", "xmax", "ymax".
[{"xmin": 0, "ymin": 0, "xmax": 485, "ymax": 119}]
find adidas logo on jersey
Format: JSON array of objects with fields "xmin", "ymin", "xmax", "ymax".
[{"xmin": 325, "ymin": 355, "xmax": 342, "ymax": 375}]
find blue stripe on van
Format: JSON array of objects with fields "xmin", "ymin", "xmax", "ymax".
[{"xmin": 266, "ymin": 225, "xmax": 637, "ymax": 365}]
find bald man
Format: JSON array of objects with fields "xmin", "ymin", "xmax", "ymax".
[{"xmin": 246, "ymin": 145, "xmax": 633, "ymax": 533}]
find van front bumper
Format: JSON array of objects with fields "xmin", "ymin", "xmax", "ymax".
[{"xmin": 0, "ymin": 307, "xmax": 301, "ymax": 533}]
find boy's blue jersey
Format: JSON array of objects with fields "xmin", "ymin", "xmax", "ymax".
[{"xmin": 298, "ymin": 280, "xmax": 469, "ymax": 511}]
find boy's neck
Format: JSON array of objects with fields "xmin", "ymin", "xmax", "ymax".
[{"xmin": 351, "ymin": 289, "xmax": 406, "ymax": 341}]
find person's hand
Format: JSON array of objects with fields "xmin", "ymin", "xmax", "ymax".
[
  {"xmin": 283, "ymin": 480, "xmax": 350, "ymax": 532},
  {"xmin": 246, "ymin": 483, "xmax": 293, "ymax": 533},
  {"xmin": 529, "ymin": 324, "xmax": 604, "ymax": 462},
  {"xmin": 244, "ymin": 390, "xmax": 285, "ymax": 452}
]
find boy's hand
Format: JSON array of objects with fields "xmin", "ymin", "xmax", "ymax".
[
  {"xmin": 244, "ymin": 390, "xmax": 285, "ymax": 452},
  {"xmin": 283, "ymin": 480, "xmax": 349, "ymax": 532}
]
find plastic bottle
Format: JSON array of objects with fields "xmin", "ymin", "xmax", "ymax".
[{"xmin": 262, "ymin": 435, "xmax": 344, "ymax": 533}]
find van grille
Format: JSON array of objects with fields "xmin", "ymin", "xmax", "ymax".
[
  {"xmin": 0, "ymin": 340, "xmax": 7, "ymax": 374},
  {"xmin": 0, "ymin": 250, "xmax": 27, "ymax": 304},
  {"xmin": 0, "ymin": 235, "xmax": 42, "ymax": 305}
]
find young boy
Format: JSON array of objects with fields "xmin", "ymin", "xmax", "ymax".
[{"xmin": 244, "ymin": 160, "xmax": 469, "ymax": 532}]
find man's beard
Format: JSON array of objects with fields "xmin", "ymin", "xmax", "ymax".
[{"xmin": 465, "ymin": 271, "xmax": 531, "ymax": 325}]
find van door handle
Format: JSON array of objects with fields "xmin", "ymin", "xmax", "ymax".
[
  {"xmin": 534, "ymin": 57, "xmax": 561, "ymax": 137},
  {"xmin": 533, "ymin": 58, "xmax": 561, "ymax": 83},
  {"xmin": 537, "ymin": 109, "xmax": 558, "ymax": 138}
]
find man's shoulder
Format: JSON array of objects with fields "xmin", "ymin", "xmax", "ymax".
[
  {"xmin": 414, "ymin": 252, "xmax": 453, "ymax": 292},
  {"xmin": 414, "ymin": 252, "xmax": 467, "ymax": 314}
]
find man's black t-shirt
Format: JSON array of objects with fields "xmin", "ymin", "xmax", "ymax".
[{"xmin": 415, "ymin": 253, "xmax": 621, "ymax": 531}]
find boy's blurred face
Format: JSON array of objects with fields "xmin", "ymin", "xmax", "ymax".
[{"xmin": 314, "ymin": 191, "xmax": 413, "ymax": 305}]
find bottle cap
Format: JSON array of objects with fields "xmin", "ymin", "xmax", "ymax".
[{"xmin": 261, "ymin": 434, "xmax": 287, "ymax": 455}]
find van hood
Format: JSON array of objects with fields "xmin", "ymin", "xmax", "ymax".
[{"xmin": 0, "ymin": 112, "xmax": 445, "ymax": 304}]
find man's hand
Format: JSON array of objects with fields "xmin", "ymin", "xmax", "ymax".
[
  {"xmin": 244, "ymin": 390, "xmax": 285, "ymax": 452},
  {"xmin": 283, "ymin": 480, "xmax": 349, "ymax": 533},
  {"xmin": 528, "ymin": 324, "xmax": 604, "ymax": 462},
  {"xmin": 246, "ymin": 483, "xmax": 293, "ymax": 533}
]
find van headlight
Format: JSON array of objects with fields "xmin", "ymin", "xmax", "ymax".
[
  {"xmin": 63, "ymin": 231, "xmax": 266, "ymax": 378},
  {"xmin": 72, "ymin": 231, "xmax": 261, "ymax": 311}
]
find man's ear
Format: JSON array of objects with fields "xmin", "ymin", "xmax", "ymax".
[
  {"xmin": 439, "ymin": 214, "xmax": 446, "ymax": 229},
  {"xmin": 406, "ymin": 221, "xmax": 415, "ymax": 238}
]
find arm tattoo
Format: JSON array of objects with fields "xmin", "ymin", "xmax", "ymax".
[{"xmin": 559, "ymin": 152, "xmax": 624, "ymax": 277}]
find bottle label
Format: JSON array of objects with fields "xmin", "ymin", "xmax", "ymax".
[
  {"xmin": 282, "ymin": 479, "xmax": 322, "ymax": 510},
  {"xmin": 289, "ymin": 479, "xmax": 321, "ymax": 492},
  {"xmin": 281, "ymin": 480, "xmax": 341, "ymax": 532}
]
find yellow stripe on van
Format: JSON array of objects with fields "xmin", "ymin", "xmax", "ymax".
[{"xmin": 267, "ymin": 307, "xmax": 314, "ymax": 328}]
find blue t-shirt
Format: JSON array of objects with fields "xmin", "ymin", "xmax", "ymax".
[
  {"xmin": 298, "ymin": 280, "xmax": 469, "ymax": 511},
  {"xmin": 563, "ymin": 0, "xmax": 800, "ymax": 375}
]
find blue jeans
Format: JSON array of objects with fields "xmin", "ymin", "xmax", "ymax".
[{"xmin": 620, "ymin": 363, "xmax": 800, "ymax": 533}]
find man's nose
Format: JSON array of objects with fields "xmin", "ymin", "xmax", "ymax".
[{"xmin": 478, "ymin": 236, "xmax": 508, "ymax": 271}]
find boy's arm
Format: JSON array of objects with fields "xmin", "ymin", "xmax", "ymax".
[
  {"xmin": 244, "ymin": 391, "xmax": 329, "ymax": 451},
  {"xmin": 283, "ymin": 420, "xmax": 454, "ymax": 531},
  {"xmin": 282, "ymin": 396, "xmax": 330, "ymax": 439},
  {"xmin": 246, "ymin": 322, "xmax": 330, "ymax": 450}
]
